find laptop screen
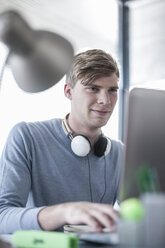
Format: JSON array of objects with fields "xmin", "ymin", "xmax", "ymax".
[{"xmin": 119, "ymin": 88, "xmax": 165, "ymax": 201}]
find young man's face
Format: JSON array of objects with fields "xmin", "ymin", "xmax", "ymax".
[{"xmin": 64, "ymin": 73, "xmax": 119, "ymax": 130}]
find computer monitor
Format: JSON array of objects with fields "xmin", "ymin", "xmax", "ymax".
[{"xmin": 119, "ymin": 87, "xmax": 165, "ymax": 201}]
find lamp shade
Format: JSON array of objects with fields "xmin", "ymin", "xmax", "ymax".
[{"xmin": 0, "ymin": 10, "xmax": 74, "ymax": 93}]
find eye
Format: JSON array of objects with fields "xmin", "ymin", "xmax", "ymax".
[
  {"xmin": 109, "ymin": 87, "xmax": 118, "ymax": 93},
  {"xmin": 87, "ymin": 86, "xmax": 99, "ymax": 92}
]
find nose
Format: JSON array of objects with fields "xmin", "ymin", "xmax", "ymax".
[{"xmin": 97, "ymin": 90, "xmax": 111, "ymax": 105}]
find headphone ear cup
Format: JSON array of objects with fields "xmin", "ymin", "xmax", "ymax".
[
  {"xmin": 94, "ymin": 137, "xmax": 111, "ymax": 157},
  {"xmin": 71, "ymin": 135, "xmax": 91, "ymax": 157},
  {"xmin": 94, "ymin": 136, "xmax": 107, "ymax": 157}
]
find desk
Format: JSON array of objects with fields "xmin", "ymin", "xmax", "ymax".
[{"xmin": 1, "ymin": 234, "xmax": 164, "ymax": 248}]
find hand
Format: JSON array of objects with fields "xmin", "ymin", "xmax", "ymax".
[
  {"xmin": 64, "ymin": 201, "xmax": 118, "ymax": 232},
  {"xmin": 38, "ymin": 201, "xmax": 118, "ymax": 232}
]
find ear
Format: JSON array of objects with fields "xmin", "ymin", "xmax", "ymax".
[{"xmin": 64, "ymin": 83, "xmax": 72, "ymax": 100}]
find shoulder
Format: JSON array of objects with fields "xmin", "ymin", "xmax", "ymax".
[
  {"xmin": 111, "ymin": 139, "xmax": 125, "ymax": 152},
  {"xmin": 112, "ymin": 139, "xmax": 125, "ymax": 149},
  {"xmin": 8, "ymin": 118, "xmax": 60, "ymax": 141},
  {"xmin": 109, "ymin": 139, "xmax": 125, "ymax": 159},
  {"xmin": 12, "ymin": 118, "xmax": 59, "ymax": 132},
  {"xmin": 8, "ymin": 121, "xmax": 29, "ymax": 139}
]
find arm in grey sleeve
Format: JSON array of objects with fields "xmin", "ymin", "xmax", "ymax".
[{"xmin": 0, "ymin": 122, "xmax": 43, "ymax": 234}]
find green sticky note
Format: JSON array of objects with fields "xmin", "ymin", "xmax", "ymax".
[
  {"xmin": 13, "ymin": 230, "xmax": 78, "ymax": 248},
  {"xmin": 120, "ymin": 198, "xmax": 144, "ymax": 220}
]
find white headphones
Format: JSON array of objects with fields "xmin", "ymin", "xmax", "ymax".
[{"xmin": 62, "ymin": 115, "xmax": 111, "ymax": 157}]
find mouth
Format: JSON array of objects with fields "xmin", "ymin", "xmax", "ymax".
[{"xmin": 91, "ymin": 109, "xmax": 111, "ymax": 116}]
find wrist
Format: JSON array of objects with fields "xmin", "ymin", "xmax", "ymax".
[{"xmin": 38, "ymin": 204, "xmax": 67, "ymax": 231}]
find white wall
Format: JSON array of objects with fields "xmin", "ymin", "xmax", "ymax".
[
  {"xmin": 0, "ymin": 45, "xmax": 120, "ymax": 154},
  {"xmin": 0, "ymin": 0, "xmax": 120, "ymax": 154}
]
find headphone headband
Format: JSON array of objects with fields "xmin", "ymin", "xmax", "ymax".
[
  {"xmin": 62, "ymin": 114, "xmax": 111, "ymax": 157},
  {"xmin": 62, "ymin": 114, "xmax": 73, "ymax": 140}
]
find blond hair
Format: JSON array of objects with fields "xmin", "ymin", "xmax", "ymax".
[{"xmin": 66, "ymin": 49, "xmax": 120, "ymax": 87}]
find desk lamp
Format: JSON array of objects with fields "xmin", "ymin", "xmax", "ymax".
[{"xmin": 0, "ymin": 10, "xmax": 74, "ymax": 93}]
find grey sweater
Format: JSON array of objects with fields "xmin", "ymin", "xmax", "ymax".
[{"xmin": 0, "ymin": 118, "xmax": 124, "ymax": 234}]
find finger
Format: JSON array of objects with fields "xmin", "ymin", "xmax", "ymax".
[
  {"xmin": 74, "ymin": 210, "xmax": 105, "ymax": 232},
  {"xmin": 90, "ymin": 209, "xmax": 114, "ymax": 229},
  {"xmin": 75, "ymin": 206, "xmax": 115, "ymax": 231},
  {"xmin": 92, "ymin": 203, "xmax": 119, "ymax": 223}
]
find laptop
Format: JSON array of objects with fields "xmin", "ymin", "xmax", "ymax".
[
  {"xmin": 119, "ymin": 87, "xmax": 165, "ymax": 201},
  {"xmin": 63, "ymin": 225, "xmax": 119, "ymax": 245}
]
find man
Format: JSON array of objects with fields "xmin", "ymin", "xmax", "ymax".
[{"xmin": 0, "ymin": 49, "xmax": 124, "ymax": 234}]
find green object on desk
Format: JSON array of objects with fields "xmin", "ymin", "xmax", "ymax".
[
  {"xmin": 13, "ymin": 230, "xmax": 78, "ymax": 248},
  {"xmin": 120, "ymin": 198, "xmax": 144, "ymax": 220},
  {"xmin": 136, "ymin": 165, "xmax": 160, "ymax": 193}
]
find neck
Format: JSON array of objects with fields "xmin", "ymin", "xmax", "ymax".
[{"xmin": 66, "ymin": 113, "xmax": 101, "ymax": 146}]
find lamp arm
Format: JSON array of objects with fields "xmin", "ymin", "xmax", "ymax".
[{"xmin": 0, "ymin": 49, "xmax": 11, "ymax": 89}]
